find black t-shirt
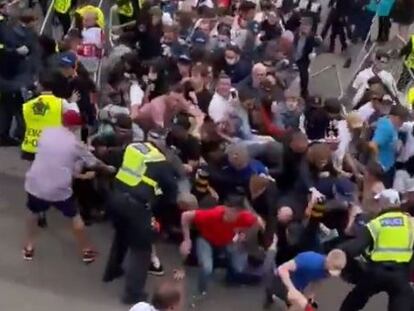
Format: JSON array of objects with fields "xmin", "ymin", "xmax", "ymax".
[
  {"xmin": 196, "ymin": 88, "xmax": 213, "ymax": 114},
  {"xmin": 166, "ymin": 134, "xmax": 201, "ymax": 163}
]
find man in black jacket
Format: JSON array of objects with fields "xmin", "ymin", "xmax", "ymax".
[
  {"xmin": 0, "ymin": 7, "xmax": 39, "ymax": 146},
  {"xmin": 293, "ymin": 18, "xmax": 321, "ymax": 98}
]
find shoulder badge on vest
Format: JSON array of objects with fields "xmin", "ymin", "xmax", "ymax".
[{"xmin": 32, "ymin": 98, "xmax": 50, "ymax": 116}]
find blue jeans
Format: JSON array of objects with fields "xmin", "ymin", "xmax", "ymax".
[{"xmin": 195, "ymin": 237, "xmax": 245, "ymax": 294}]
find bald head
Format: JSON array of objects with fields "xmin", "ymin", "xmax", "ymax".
[
  {"xmin": 252, "ymin": 63, "xmax": 267, "ymax": 87},
  {"xmin": 252, "ymin": 62, "xmax": 267, "ymax": 74},
  {"xmin": 227, "ymin": 143, "xmax": 250, "ymax": 170}
]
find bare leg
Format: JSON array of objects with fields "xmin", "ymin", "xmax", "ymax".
[
  {"xmin": 24, "ymin": 212, "xmax": 40, "ymax": 250},
  {"xmin": 71, "ymin": 214, "xmax": 91, "ymax": 253}
]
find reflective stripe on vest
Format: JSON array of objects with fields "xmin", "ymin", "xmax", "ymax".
[
  {"xmin": 117, "ymin": 0, "xmax": 145, "ymax": 17},
  {"xmin": 21, "ymin": 94, "xmax": 62, "ymax": 154},
  {"xmin": 404, "ymin": 36, "xmax": 414, "ymax": 69},
  {"xmin": 367, "ymin": 212, "xmax": 414, "ymax": 263},
  {"xmin": 115, "ymin": 143, "xmax": 166, "ymax": 193},
  {"xmin": 118, "ymin": 2, "xmax": 133, "ymax": 17},
  {"xmin": 54, "ymin": 0, "xmax": 71, "ymax": 14},
  {"xmin": 408, "ymin": 87, "xmax": 414, "ymax": 106}
]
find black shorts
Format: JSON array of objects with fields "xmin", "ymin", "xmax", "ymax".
[
  {"xmin": 26, "ymin": 193, "xmax": 77, "ymax": 218},
  {"xmin": 266, "ymin": 274, "xmax": 289, "ymax": 305}
]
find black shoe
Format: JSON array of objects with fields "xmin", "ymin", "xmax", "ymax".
[
  {"xmin": 37, "ymin": 213, "xmax": 48, "ymax": 228},
  {"xmin": 0, "ymin": 136, "xmax": 19, "ymax": 146},
  {"xmin": 103, "ymin": 267, "xmax": 124, "ymax": 282},
  {"xmin": 148, "ymin": 261, "xmax": 165, "ymax": 276}
]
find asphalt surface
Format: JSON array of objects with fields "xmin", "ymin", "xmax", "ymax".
[{"xmin": 0, "ymin": 0, "xmax": 412, "ymax": 310}]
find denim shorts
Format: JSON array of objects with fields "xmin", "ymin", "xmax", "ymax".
[{"xmin": 26, "ymin": 193, "xmax": 77, "ymax": 218}]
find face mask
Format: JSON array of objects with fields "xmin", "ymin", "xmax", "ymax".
[
  {"xmin": 225, "ymin": 58, "xmax": 237, "ymax": 66},
  {"xmin": 218, "ymin": 41, "xmax": 227, "ymax": 48}
]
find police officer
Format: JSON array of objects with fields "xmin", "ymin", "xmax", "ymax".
[
  {"xmin": 0, "ymin": 1, "xmax": 31, "ymax": 146},
  {"xmin": 398, "ymin": 34, "xmax": 414, "ymax": 91},
  {"xmin": 116, "ymin": 0, "xmax": 142, "ymax": 25},
  {"xmin": 54, "ymin": 0, "xmax": 75, "ymax": 34},
  {"xmin": 339, "ymin": 189, "xmax": 414, "ymax": 311},
  {"xmin": 21, "ymin": 68, "xmax": 80, "ymax": 161},
  {"xmin": 102, "ymin": 128, "xmax": 178, "ymax": 305}
]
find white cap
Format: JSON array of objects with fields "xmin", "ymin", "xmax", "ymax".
[{"xmin": 374, "ymin": 189, "xmax": 401, "ymax": 207}]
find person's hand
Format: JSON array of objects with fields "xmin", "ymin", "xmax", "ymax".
[
  {"xmin": 310, "ymin": 188, "xmax": 324, "ymax": 202},
  {"xmin": 188, "ymin": 91, "xmax": 198, "ymax": 105},
  {"xmin": 16, "ymin": 45, "xmax": 29, "ymax": 56},
  {"xmin": 183, "ymin": 164, "xmax": 193, "ymax": 174},
  {"xmin": 287, "ymin": 289, "xmax": 308, "ymax": 307},
  {"xmin": 69, "ymin": 90, "xmax": 81, "ymax": 103},
  {"xmin": 209, "ymin": 188, "xmax": 219, "ymax": 201},
  {"xmin": 105, "ymin": 165, "xmax": 117, "ymax": 174},
  {"xmin": 180, "ymin": 239, "xmax": 192, "ymax": 257},
  {"xmin": 173, "ymin": 268, "xmax": 186, "ymax": 281},
  {"xmin": 341, "ymin": 171, "xmax": 353, "ymax": 178},
  {"xmin": 79, "ymin": 171, "xmax": 96, "ymax": 180}
]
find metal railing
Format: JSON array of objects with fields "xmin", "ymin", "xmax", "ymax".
[{"xmin": 39, "ymin": 0, "xmax": 54, "ymax": 35}]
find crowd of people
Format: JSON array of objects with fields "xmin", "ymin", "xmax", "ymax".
[{"xmin": 2, "ymin": 0, "xmax": 414, "ymax": 310}]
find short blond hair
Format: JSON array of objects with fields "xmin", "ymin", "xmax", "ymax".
[{"xmin": 326, "ymin": 249, "xmax": 346, "ymax": 270}]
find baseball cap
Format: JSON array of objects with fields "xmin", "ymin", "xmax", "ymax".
[
  {"xmin": 62, "ymin": 110, "xmax": 82, "ymax": 127},
  {"xmin": 58, "ymin": 51, "xmax": 77, "ymax": 68},
  {"xmin": 191, "ymin": 30, "xmax": 208, "ymax": 46},
  {"xmin": 178, "ymin": 53, "xmax": 191, "ymax": 64},
  {"xmin": 374, "ymin": 189, "xmax": 401, "ymax": 207},
  {"xmin": 333, "ymin": 177, "xmax": 356, "ymax": 203}
]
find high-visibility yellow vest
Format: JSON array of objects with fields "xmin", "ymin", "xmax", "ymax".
[
  {"xmin": 54, "ymin": 0, "xmax": 72, "ymax": 14},
  {"xmin": 404, "ymin": 35, "xmax": 414, "ymax": 69},
  {"xmin": 21, "ymin": 94, "xmax": 62, "ymax": 154},
  {"xmin": 117, "ymin": 0, "xmax": 145, "ymax": 17},
  {"xmin": 115, "ymin": 143, "xmax": 166, "ymax": 194},
  {"xmin": 76, "ymin": 5, "xmax": 105, "ymax": 29},
  {"xmin": 366, "ymin": 211, "xmax": 414, "ymax": 263},
  {"xmin": 408, "ymin": 87, "xmax": 414, "ymax": 107}
]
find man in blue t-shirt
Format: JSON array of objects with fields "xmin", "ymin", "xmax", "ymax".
[
  {"xmin": 224, "ymin": 143, "xmax": 270, "ymax": 186},
  {"xmin": 265, "ymin": 250, "xmax": 346, "ymax": 310},
  {"xmin": 369, "ymin": 105, "xmax": 408, "ymax": 187}
]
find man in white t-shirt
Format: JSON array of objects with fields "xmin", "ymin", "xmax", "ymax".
[
  {"xmin": 208, "ymin": 73, "xmax": 236, "ymax": 124},
  {"xmin": 351, "ymin": 51, "xmax": 398, "ymax": 107}
]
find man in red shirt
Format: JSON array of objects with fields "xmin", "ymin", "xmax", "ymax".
[{"xmin": 180, "ymin": 195, "xmax": 258, "ymax": 297}]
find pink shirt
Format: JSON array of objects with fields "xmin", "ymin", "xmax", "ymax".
[
  {"xmin": 25, "ymin": 127, "xmax": 98, "ymax": 202},
  {"xmin": 135, "ymin": 95, "xmax": 203, "ymax": 131}
]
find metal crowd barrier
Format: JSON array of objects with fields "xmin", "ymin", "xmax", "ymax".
[{"xmin": 39, "ymin": 0, "xmax": 54, "ymax": 35}]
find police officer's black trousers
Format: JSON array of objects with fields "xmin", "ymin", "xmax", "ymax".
[
  {"xmin": 0, "ymin": 91, "xmax": 24, "ymax": 141},
  {"xmin": 103, "ymin": 191, "xmax": 152, "ymax": 303},
  {"xmin": 339, "ymin": 264, "xmax": 413, "ymax": 311}
]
